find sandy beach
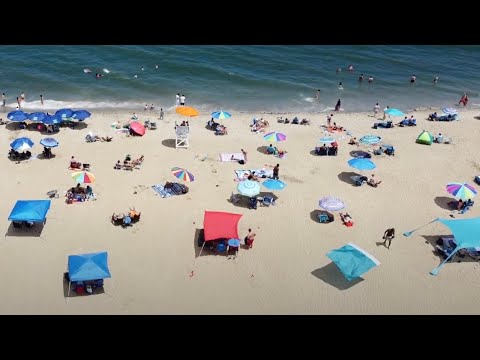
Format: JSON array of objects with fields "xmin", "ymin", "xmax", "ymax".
[{"xmin": 0, "ymin": 107, "xmax": 479, "ymax": 314}]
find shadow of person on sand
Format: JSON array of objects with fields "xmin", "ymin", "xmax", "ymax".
[
  {"xmin": 434, "ymin": 196, "xmax": 456, "ymax": 210},
  {"xmin": 311, "ymin": 263, "xmax": 364, "ymax": 290}
]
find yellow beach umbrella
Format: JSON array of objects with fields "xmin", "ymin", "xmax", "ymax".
[{"xmin": 176, "ymin": 106, "xmax": 199, "ymax": 117}]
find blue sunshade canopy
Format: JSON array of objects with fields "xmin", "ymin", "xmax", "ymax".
[
  {"xmin": 8, "ymin": 200, "xmax": 51, "ymax": 222},
  {"xmin": 68, "ymin": 252, "xmax": 111, "ymax": 282},
  {"xmin": 327, "ymin": 243, "xmax": 380, "ymax": 281}
]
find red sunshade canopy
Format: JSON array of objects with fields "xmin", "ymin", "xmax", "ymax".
[
  {"xmin": 203, "ymin": 211, "xmax": 242, "ymax": 241},
  {"xmin": 130, "ymin": 121, "xmax": 146, "ymax": 136}
]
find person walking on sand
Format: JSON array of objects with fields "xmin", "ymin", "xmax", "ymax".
[
  {"xmin": 327, "ymin": 113, "xmax": 333, "ymax": 127},
  {"xmin": 2, "ymin": 93, "xmax": 5, "ymax": 107},
  {"xmin": 244, "ymin": 228, "xmax": 256, "ymax": 249},
  {"xmin": 383, "ymin": 228, "xmax": 395, "ymax": 249},
  {"xmin": 241, "ymin": 148, "xmax": 248, "ymax": 163},
  {"xmin": 383, "ymin": 105, "xmax": 390, "ymax": 120},
  {"xmin": 40, "ymin": 94, "xmax": 44, "ymax": 105},
  {"xmin": 273, "ymin": 164, "xmax": 280, "ymax": 180},
  {"xmin": 374, "ymin": 103, "xmax": 380, "ymax": 117},
  {"xmin": 159, "ymin": 108, "xmax": 164, "ymax": 120}
]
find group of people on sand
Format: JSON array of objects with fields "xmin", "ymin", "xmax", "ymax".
[
  {"xmin": 114, "ymin": 154, "xmax": 144, "ymax": 170},
  {"xmin": 266, "ymin": 144, "xmax": 287, "ymax": 158},
  {"xmin": 251, "ymin": 118, "xmax": 269, "ymax": 133}
]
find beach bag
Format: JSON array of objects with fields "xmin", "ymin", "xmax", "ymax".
[{"xmin": 238, "ymin": 160, "xmax": 245, "ymax": 165}]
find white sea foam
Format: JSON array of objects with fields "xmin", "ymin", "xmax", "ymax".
[{"xmin": 8, "ymin": 100, "xmax": 143, "ymax": 111}]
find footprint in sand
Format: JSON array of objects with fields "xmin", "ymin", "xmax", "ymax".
[{"xmin": 282, "ymin": 174, "xmax": 303, "ymax": 184}]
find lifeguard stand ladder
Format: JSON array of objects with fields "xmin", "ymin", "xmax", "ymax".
[{"xmin": 175, "ymin": 126, "xmax": 189, "ymax": 149}]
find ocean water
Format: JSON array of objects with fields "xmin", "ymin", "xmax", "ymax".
[{"xmin": 0, "ymin": 45, "xmax": 479, "ymax": 113}]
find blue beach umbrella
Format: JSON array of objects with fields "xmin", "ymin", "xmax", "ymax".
[
  {"xmin": 359, "ymin": 135, "xmax": 381, "ymax": 145},
  {"xmin": 327, "ymin": 243, "xmax": 380, "ymax": 281},
  {"xmin": 262, "ymin": 179, "xmax": 286, "ymax": 191},
  {"xmin": 72, "ymin": 110, "xmax": 92, "ymax": 121},
  {"xmin": 211, "ymin": 111, "xmax": 232, "ymax": 120},
  {"xmin": 385, "ymin": 108, "xmax": 405, "ymax": 117},
  {"xmin": 319, "ymin": 136, "xmax": 335, "ymax": 144},
  {"xmin": 237, "ymin": 180, "xmax": 261, "ymax": 197},
  {"xmin": 40, "ymin": 137, "xmax": 59, "ymax": 148},
  {"xmin": 28, "ymin": 112, "xmax": 47, "ymax": 122},
  {"xmin": 348, "ymin": 158, "xmax": 376, "ymax": 171},
  {"xmin": 43, "ymin": 115, "xmax": 63, "ymax": 125},
  {"xmin": 55, "ymin": 108, "xmax": 74, "ymax": 119},
  {"xmin": 7, "ymin": 110, "xmax": 28, "ymax": 122},
  {"xmin": 10, "ymin": 137, "xmax": 34, "ymax": 151}
]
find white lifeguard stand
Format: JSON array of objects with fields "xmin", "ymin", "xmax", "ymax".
[{"xmin": 175, "ymin": 126, "xmax": 189, "ymax": 149}]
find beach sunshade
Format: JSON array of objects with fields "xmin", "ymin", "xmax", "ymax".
[
  {"xmin": 42, "ymin": 115, "xmax": 63, "ymax": 125},
  {"xmin": 350, "ymin": 150, "xmax": 370, "ymax": 158},
  {"xmin": 72, "ymin": 171, "xmax": 96, "ymax": 184},
  {"xmin": 211, "ymin": 111, "xmax": 232, "ymax": 120},
  {"xmin": 10, "ymin": 137, "xmax": 34, "ymax": 151},
  {"xmin": 7, "ymin": 110, "xmax": 28, "ymax": 122},
  {"xmin": 71, "ymin": 110, "xmax": 92, "ymax": 121},
  {"xmin": 264, "ymin": 131, "xmax": 287, "ymax": 142},
  {"xmin": 68, "ymin": 252, "xmax": 111, "ymax": 282},
  {"xmin": 319, "ymin": 196, "xmax": 345, "ymax": 211},
  {"xmin": 416, "ymin": 130, "xmax": 434, "ymax": 145},
  {"xmin": 55, "ymin": 108, "xmax": 74, "ymax": 119},
  {"xmin": 385, "ymin": 108, "xmax": 405, "ymax": 117},
  {"xmin": 442, "ymin": 107, "xmax": 458, "ymax": 115},
  {"xmin": 40, "ymin": 137, "xmax": 59, "ymax": 148},
  {"xmin": 446, "ymin": 182, "xmax": 477, "ymax": 200},
  {"xmin": 28, "ymin": 112, "xmax": 47, "ymax": 122},
  {"xmin": 319, "ymin": 136, "xmax": 335, "ymax": 144},
  {"xmin": 227, "ymin": 238, "xmax": 240, "ymax": 247},
  {"xmin": 360, "ymin": 135, "xmax": 381, "ymax": 145},
  {"xmin": 404, "ymin": 217, "xmax": 480, "ymax": 275},
  {"xmin": 326, "ymin": 243, "xmax": 380, "ymax": 281},
  {"xmin": 130, "ymin": 121, "xmax": 146, "ymax": 136},
  {"xmin": 176, "ymin": 106, "xmax": 199, "ymax": 117},
  {"xmin": 348, "ymin": 158, "xmax": 376, "ymax": 171},
  {"xmin": 8, "ymin": 200, "xmax": 51, "ymax": 223},
  {"xmin": 171, "ymin": 167, "xmax": 195, "ymax": 182},
  {"xmin": 262, "ymin": 179, "xmax": 286, "ymax": 191},
  {"xmin": 203, "ymin": 211, "xmax": 242, "ymax": 241},
  {"xmin": 237, "ymin": 180, "xmax": 261, "ymax": 197}
]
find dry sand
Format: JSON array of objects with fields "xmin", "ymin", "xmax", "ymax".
[{"xmin": 0, "ymin": 107, "xmax": 479, "ymax": 314}]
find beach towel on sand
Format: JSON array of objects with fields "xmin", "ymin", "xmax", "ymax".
[
  {"xmin": 220, "ymin": 153, "xmax": 245, "ymax": 162},
  {"xmin": 152, "ymin": 183, "xmax": 185, "ymax": 197},
  {"xmin": 234, "ymin": 168, "xmax": 273, "ymax": 180}
]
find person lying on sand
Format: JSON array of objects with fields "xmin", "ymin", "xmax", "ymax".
[
  {"xmin": 367, "ymin": 174, "xmax": 382, "ymax": 187},
  {"xmin": 340, "ymin": 212, "xmax": 354, "ymax": 227},
  {"xmin": 101, "ymin": 136, "xmax": 113, "ymax": 142},
  {"xmin": 248, "ymin": 172, "xmax": 260, "ymax": 181}
]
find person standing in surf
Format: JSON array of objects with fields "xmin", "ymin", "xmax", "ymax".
[
  {"xmin": 176, "ymin": 94, "xmax": 180, "ymax": 106},
  {"xmin": 20, "ymin": 92, "xmax": 25, "ymax": 102},
  {"xmin": 2, "ymin": 93, "xmax": 5, "ymax": 107},
  {"xmin": 335, "ymin": 99, "xmax": 341, "ymax": 112},
  {"xmin": 180, "ymin": 94, "xmax": 186, "ymax": 106},
  {"xmin": 40, "ymin": 94, "xmax": 44, "ymax": 105}
]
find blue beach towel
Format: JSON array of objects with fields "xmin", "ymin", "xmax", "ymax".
[{"xmin": 152, "ymin": 184, "xmax": 173, "ymax": 198}]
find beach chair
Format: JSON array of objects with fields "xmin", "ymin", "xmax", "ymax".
[
  {"xmin": 175, "ymin": 126, "xmax": 189, "ymax": 148},
  {"xmin": 262, "ymin": 196, "xmax": 275, "ymax": 206},
  {"xmin": 350, "ymin": 175, "xmax": 367, "ymax": 186},
  {"xmin": 318, "ymin": 213, "xmax": 330, "ymax": 223},
  {"xmin": 384, "ymin": 145, "xmax": 395, "ymax": 156},
  {"xmin": 248, "ymin": 196, "xmax": 258, "ymax": 210},
  {"xmin": 230, "ymin": 192, "xmax": 241, "ymax": 205}
]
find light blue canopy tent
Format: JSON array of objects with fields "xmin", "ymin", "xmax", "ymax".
[
  {"xmin": 326, "ymin": 243, "xmax": 380, "ymax": 281},
  {"xmin": 8, "ymin": 200, "xmax": 51, "ymax": 223},
  {"xmin": 404, "ymin": 217, "xmax": 480, "ymax": 275},
  {"xmin": 67, "ymin": 252, "xmax": 111, "ymax": 298},
  {"xmin": 68, "ymin": 252, "xmax": 111, "ymax": 281}
]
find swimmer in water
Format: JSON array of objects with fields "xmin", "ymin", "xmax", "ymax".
[
  {"xmin": 95, "ymin": 73, "xmax": 103, "ymax": 78},
  {"xmin": 134, "ymin": 74, "xmax": 138, "ymax": 78},
  {"xmin": 347, "ymin": 65, "xmax": 353, "ymax": 71},
  {"xmin": 433, "ymin": 75, "xmax": 438, "ymax": 83},
  {"xmin": 358, "ymin": 73, "xmax": 364, "ymax": 82},
  {"xmin": 410, "ymin": 74, "xmax": 416, "ymax": 83},
  {"xmin": 84, "ymin": 68, "xmax": 92, "ymax": 73},
  {"xmin": 141, "ymin": 67, "xmax": 145, "ymax": 71},
  {"xmin": 339, "ymin": 82, "xmax": 344, "ymax": 90},
  {"xmin": 315, "ymin": 89, "xmax": 320, "ymax": 99},
  {"xmin": 368, "ymin": 76, "xmax": 374, "ymax": 83},
  {"xmin": 155, "ymin": 64, "xmax": 159, "ymax": 69},
  {"xmin": 336, "ymin": 67, "xmax": 342, "ymax": 73}
]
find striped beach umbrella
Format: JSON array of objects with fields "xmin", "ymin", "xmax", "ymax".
[
  {"xmin": 319, "ymin": 196, "xmax": 345, "ymax": 211},
  {"xmin": 211, "ymin": 111, "xmax": 232, "ymax": 120},
  {"xmin": 360, "ymin": 135, "xmax": 381, "ymax": 145},
  {"xmin": 237, "ymin": 180, "xmax": 261, "ymax": 197},
  {"xmin": 442, "ymin": 107, "xmax": 458, "ymax": 115},
  {"xmin": 71, "ymin": 171, "xmax": 96, "ymax": 184},
  {"xmin": 264, "ymin": 131, "xmax": 286, "ymax": 142},
  {"xmin": 446, "ymin": 182, "xmax": 477, "ymax": 200},
  {"xmin": 171, "ymin": 167, "xmax": 195, "ymax": 182}
]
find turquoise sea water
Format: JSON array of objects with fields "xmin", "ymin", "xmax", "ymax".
[{"xmin": 0, "ymin": 45, "xmax": 478, "ymax": 113}]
